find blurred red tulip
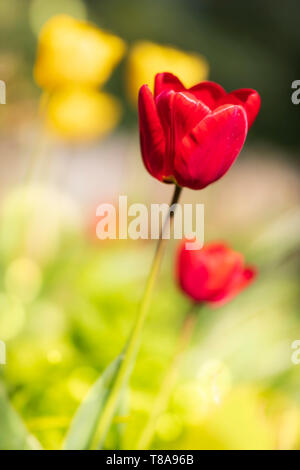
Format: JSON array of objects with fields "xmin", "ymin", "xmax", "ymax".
[
  {"xmin": 176, "ymin": 241, "xmax": 256, "ymax": 306},
  {"xmin": 138, "ymin": 72, "xmax": 260, "ymax": 190}
]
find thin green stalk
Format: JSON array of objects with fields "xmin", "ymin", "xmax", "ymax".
[
  {"xmin": 91, "ymin": 184, "xmax": 182, "ymax": 449},
  {"xmin": 137, "ymin": 302, "xmax": 199, "ymax": 450},
  {"xmin": 24, "ymin": 92, "xmax": 51, "ymax": 186},
  {"xmin": 24, "ymin": 132, "xmax": 47, "ymax": 186}
]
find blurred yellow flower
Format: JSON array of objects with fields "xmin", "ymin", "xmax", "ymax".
[
  {"xmin": 45, "ymin": 86, "xmax": 121, "ymax": 141},
  {"xmin": 126, "ymin": 41, "xmax": 209, "ymax": 104},
  {"xmin": 34, "ymin": 14, "xmax": 126, "ymax": 89}
]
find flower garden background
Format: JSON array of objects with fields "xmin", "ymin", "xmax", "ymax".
[{"xmin": 0, "ymin": 0, "xmax": 300, "ymax": 451}]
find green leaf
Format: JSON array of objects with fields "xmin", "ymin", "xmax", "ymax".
[
  {"xmin": 0, "ymin": 383, "xmax": 42, "ymax": 450},
  {"xmin": 106, "ymin": 389, "xmax": 129, "ymax": 450},
  {"xmin": 63, "ymin": 354, "xmax": 124, "ymax": 450}
]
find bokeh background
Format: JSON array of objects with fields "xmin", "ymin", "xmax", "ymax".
[{"xmin": 0, "ymin": 0, "xmax": 300, "ymax": 450}]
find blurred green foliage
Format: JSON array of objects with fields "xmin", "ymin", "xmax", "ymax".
[
  {"xmin": 0, "ymin": 185, "xmax": 299, "ymax": 449},
  {"xmin": 0, "ymin": 0, "xmax": 299, "ymax": 451}
]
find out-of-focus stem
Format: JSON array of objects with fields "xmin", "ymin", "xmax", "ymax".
[
  {"xmin": 137, "ymin": 303, "xmax": 198, "ymax": 450},
  {"xmin": 24, "ymin": 92, "xmax": 51, "ymax": 186},
  {"xmin": 91, "ymin": 184, "xmax": 182, "ymax": 449}
]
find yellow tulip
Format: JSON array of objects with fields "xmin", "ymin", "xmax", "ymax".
[
  {"xmin": 34, "ymin": 14, "xmax": 126, "ymax": 89},
  {"xmin": 126, "ymin": 41, "xmax": 209, "ymax": 104},
  {"xmin": 45, "ymin": 86, "xmax": 121, "ymax": 141}
]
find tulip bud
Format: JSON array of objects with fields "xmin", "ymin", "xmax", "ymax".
[{"xmin": 176, "ymin": 241, "xmax": 256, "ymax": 306}]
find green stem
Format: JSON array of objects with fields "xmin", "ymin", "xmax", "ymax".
[
  {"xmin": 24, "ymin": 134, "xmax": 46, "ymax": 186},
  {"xmin": 91, "ymin": 184, "xmax": 182, "ymax": 449},
  {"xmin": 137, "ymin": 302, "xmax": 199, "ymax": 450},
  {"xmin": 24, "ymin": 92, "xmax": 51, "ymax": 186}
]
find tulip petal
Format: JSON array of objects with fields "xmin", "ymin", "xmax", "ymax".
[
  {"xmin": 154, "ymin": 72, "xmax": 185, "ymax": 98},
  {"xmin": 177, "ymin": 241, "xmax": 245, "ymax": 303},
  {"xmin": 218, "ymin": 89, "xmax": 261, "ymax": 128},
  {"xmin": 209, "ymin": 266, "xmax": 257, "ymax": 306},
  {"xmin": 176, "ymin": 240, "xmax": 257, "ymax": 306},
  {"xmin": 202, "ymin": 244, "xmax": 244, "ymax": 292},
  {"xmin": 156, "ymin": 90, "xmax": 211, "ymax": 179},
  {"xmin": 138, "ymin": 85, "xmax": 166, "ymax": 180},
  {"xmin": 156, "ymin": 91, "xmax": 211, "ymax": 139},
  {"xmin": 188, "ymin": 81, "xmax": 226, "ymax": 109},
  {"xmin": 174, "ymin": 104, "xmax": 248, "ymax": 190}
]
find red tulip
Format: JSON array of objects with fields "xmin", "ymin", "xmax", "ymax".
[
  {"xmin": 176, "ymin": 241, "xmax": 256, "ymax": 306},
  {"xmin": 138, "ymin": 72, "xmax": 260, "ymax": 190}
]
